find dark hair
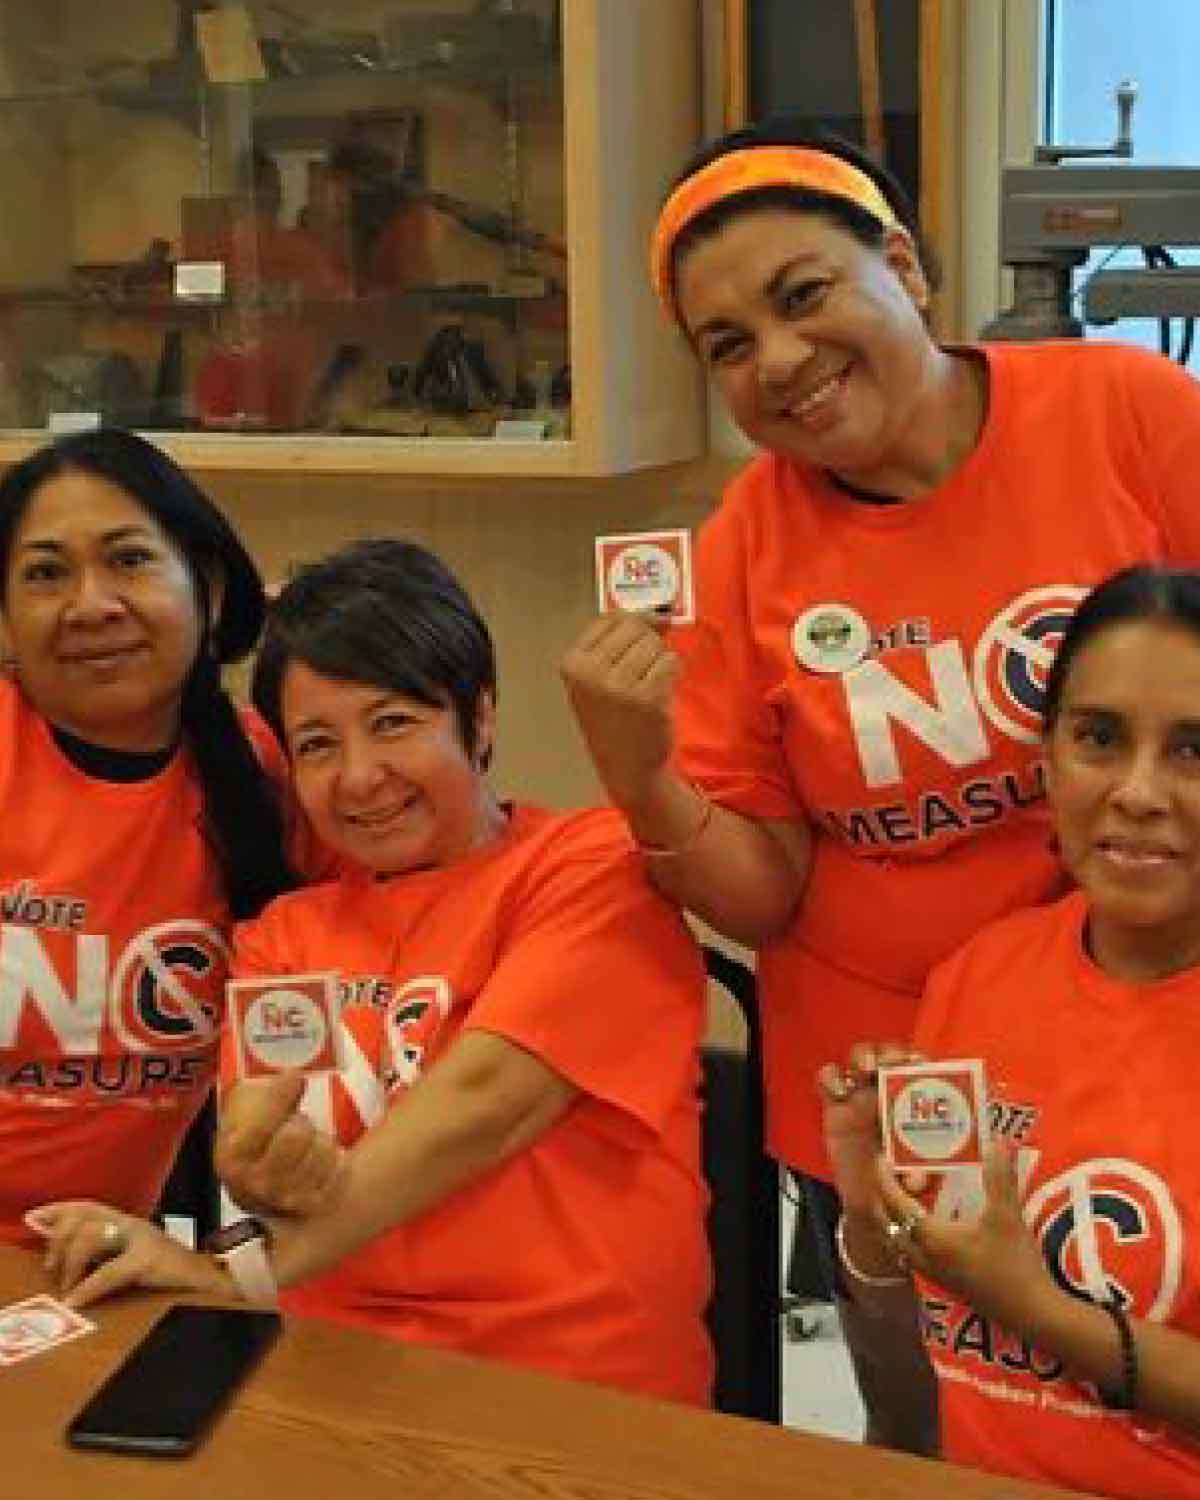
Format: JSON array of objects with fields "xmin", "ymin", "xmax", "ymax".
[
  {"xmin": 1042, "ymin": 565, "xmax": 1200, "ymax": 732},
  {"xmin": 0, "ymin": 427, "xmax": 295, "ymax": 919},
  {"xmin": 253, "ymin": 538, "xmax": 497, "ymax": 769},
  {"xmin": 666, "ymin": 114, "xmax": 940, "ymax": 311}
]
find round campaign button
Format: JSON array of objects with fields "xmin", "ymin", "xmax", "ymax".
[
  {"xmin": 243, "ymin": 988, "xmax": 328, "ymax": 1071},
  {"xmin": 608, "ymin": 542, "xmax": 680, "ymax": 612},
  {"xmin": 791, "ymin": 603, "xmax": 871, "ymax": 674},
  {"xmin": 891, "ymin": 1076, "xmax": 975, "ymax": 1163}
]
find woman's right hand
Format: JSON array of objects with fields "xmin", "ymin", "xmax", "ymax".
[
  {"xmin": 560, "ymin": 613, "xmax": 680, "ymax": 811},
  {"xmin": 24, "ymin": 1203, "xmax": 231, "ymax": 1311},
  {"xmin": 818, "ymin": 1042, "xmax": 925, "ymax": 1215}
]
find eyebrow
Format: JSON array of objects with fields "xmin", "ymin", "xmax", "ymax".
[
  {"xmin": 687, "ymin": 253, "xmax": 826, "ymax": 342},
  {"xmin": 18, "ymin": 525, "xmax": 157, "ymax": 554},
  {"xmin": 287, "ymin": 693, "xmax": 410, "ymax": 738},
  {"xmin": 1066, "ymin": 705, "xmax": 1200, "ymax": 734}
]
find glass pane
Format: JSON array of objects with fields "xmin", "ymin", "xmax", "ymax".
[
  {"xmin": 1047, "ymin": 0, "xmax": 1200, "ymax": 357},
  {"xmin": 0, "ymin": 0, "xmax": 568, "ymax": 441}
]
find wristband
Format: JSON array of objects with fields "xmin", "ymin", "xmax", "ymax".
[
  {"xmin": 204, "ymin": 1217, "xmax": 278, "ymax": 1306},
  {"xmin": 1098, "ymin": 1297, "xmax": 1138, "ymax": 1411},
  {"xmin": 635, "ymin": 790, "xmax": 715, "ymax": 859},
  {"xmin": 835, "ymin": 1215, "xmax": 908, "ymax": 1288}
]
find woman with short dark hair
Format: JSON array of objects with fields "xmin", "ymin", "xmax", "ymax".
[{"xmin": 34, "ymin": 538, "xmax": 713, "ymax": 1407}]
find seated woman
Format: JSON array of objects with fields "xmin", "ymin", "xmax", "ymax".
[
  {"xmin": 821, "ymin": 564, "xmax": 1200, "ymax": 1497},
  {"xmin": 34, "ymin": 539, "xmax": 713, "ymax": 1407},
  {"xmin": 0, "ymin": 427, "xmax": 294, "ymax": 1241}
]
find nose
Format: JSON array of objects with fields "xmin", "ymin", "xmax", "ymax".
[
  {"xmin": 1110, "ymin": 746, "xmax": 1170, "ymax": 818},
  {"xmin": 336, "ymin": 732, "xmax": 387, "ymax": 802},
  {"xmin": 756, "ymin": 322, "xmax": 815, "ymax": 392},
  {"xmin": 62, "ymin": 565, "xmax": 125, "ymax": 626}
]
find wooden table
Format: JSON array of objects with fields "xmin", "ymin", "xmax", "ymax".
[{"xmin": 0, "ymin": 1247, "xmax": 1082, "ymax": 1499}]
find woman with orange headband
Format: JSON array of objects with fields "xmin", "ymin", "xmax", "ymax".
[{"xmin": 562, "ymin": 117, "xmax": 1200, "ymax": 1447}]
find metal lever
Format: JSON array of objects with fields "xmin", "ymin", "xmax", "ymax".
[{"xmin": 1035, "ymin": 79, "xmax": 1137, "ymax": 164}]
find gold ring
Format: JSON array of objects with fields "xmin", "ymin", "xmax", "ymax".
[{"xmin": 99, "ymin": 1219, "xmax": 126, "ymax": 1256}]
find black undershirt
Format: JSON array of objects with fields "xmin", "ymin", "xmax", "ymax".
[{"xmin": 51, "ymin": 724, "xmax": 177, "ymax": 783}]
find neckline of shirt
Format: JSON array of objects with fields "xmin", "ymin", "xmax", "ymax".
[{"xmin": 798, "ymin": 343, "xmax": 1005, "ymax": 532}]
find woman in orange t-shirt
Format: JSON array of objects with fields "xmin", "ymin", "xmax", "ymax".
[
  {"xmin": 0, "ymin": 428, "xmax": 294, "ymax": 1239},
  {"xmin": 33, "ymin": 539, "xmax": 713, "ymax": 1407},
  {"xmin": 561, "ymin": 114, "xmax": 1200, "ymax": 1446},
  {"xmin": 820, "ymin": 565, "xmax": 1200, "ymax": 1496}
]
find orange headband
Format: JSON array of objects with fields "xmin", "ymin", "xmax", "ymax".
[{"xmin": 649, "ymin": 145, "xmax": 902, "ymax": 318}]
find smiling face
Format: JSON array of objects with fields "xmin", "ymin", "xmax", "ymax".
[
  {"xmin": 3, "ymin": 470, "xmax": 205, "ymax": 751},
  {"xmin": 674, "ymin": 207, "xmax": 935, "ymax": 477},
  {"xmin": 281, "ymin": 661, "xmax": 499, "ymax": 876},
  {"xmin": 1046, "ymin": 618, "xmax": 1200, "ymax": 979}
]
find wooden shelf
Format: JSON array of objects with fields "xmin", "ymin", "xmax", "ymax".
[{"xmin": 0, "ymin": 432, "xmax": 587, "ymax": 477}]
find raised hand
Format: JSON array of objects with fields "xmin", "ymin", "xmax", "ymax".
[
  {"xmin": 560, "ymin": 612, "xmax": 679, "ymax": 812},
  {"xmin": 216, "ymin": 1072, "xmax": 347, "ymax": 1218},
  {"xmin": 876, "ymin": 1143, "xmax": 1055, "ymax": 1334},
  {"xmin": 819, "ymin": 1041, "xmax": 926, "ymax": 1215}
]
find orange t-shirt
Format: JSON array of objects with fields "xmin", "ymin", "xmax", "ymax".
[
  {"xmin": 230, "ymin": 805, "xmax": 713, "ymax": 1405},
  {"xmin": 674, "ymin": 339, "xmax": 1200, "ymax": 1173},
  {"xmin": 912, "ymin": 892, "xmax": 1200, "ymax": 1498},
  {"xmin": 0, "ymin": 678, "xmax": 243, "ymax": 1242}
]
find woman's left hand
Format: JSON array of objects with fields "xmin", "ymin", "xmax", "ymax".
[
  {"xmin": 24, "ymin": 1202, "xmax": 231, "ymax": 1311},
  {"xmin": 876, "ymin": 1145, "xmax": 1058, "ymax": 1335}
]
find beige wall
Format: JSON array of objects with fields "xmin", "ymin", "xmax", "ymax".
[{"xmin": 208, "ymin": 456, "xmax": 737, "ymax": 809}]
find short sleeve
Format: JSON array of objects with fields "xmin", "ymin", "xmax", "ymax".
[
  {"xmin": 463, "ymin": 816, "xmax": 705, "ymax": 1139},
  {"xmin": 672, "ymin": 497, "xmax": 802, "ymax": 820}
]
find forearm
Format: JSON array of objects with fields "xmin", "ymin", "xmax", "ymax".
[
  {"xmin": 267, "ymin": 1035, "xmax": 574, "ymax": 1287},
  {"xmin": 626, "ymin": 769, "xmax": 810, "ymax": 945},
  {"xmin": 1009, "ymin": 1283, "xmax": 1200, "ymax": 1441}
]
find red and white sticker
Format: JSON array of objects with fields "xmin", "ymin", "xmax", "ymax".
[
  {"xmin": 595, "ymin": 530, "xmax": 694, "ymax": 623},
  {"xmin": 879, "ymin": 1059, "xmax": 989, "ymax": 1171},
  {"xmin": 228, "ymin": 973, "xmax": 342, "ymax": 1079},
  {"xmin": 0, "ymin": 1295, "xmax": 95, "ymax": 1365}
]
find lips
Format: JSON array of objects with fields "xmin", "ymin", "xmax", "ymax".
[
  {"xmin": 772, "ymin": 365, "xmax": 852, "ymax": 427},
  {"xmin": 1096, "ymin": 837, "xmax": 1181, "ymax": 867},
  {"xmin": 343, "ymin": 795, "xmax": 419, "ymax": 831},
  {"xmin": 59, "ymin": 644, "xmax": 145, "ymax": 666}
]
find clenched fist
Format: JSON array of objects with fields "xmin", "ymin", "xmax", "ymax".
[{"xmin": 561, "ymin": 612, "xmax": 680, "ymax": 811}]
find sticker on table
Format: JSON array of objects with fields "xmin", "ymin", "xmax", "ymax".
[
  {"xmin": 228, "ymin": 973, "xmax": 343, "ymax": 1079},
  {"xmin": 0, "ymin": 1296, "xmax": 95, "ymax": 1365},
  {"xmin": 878, "ymin": 1059, "xmax": 989, "ymax": 1171},
  {"xmin": 595, "ymin": 530, "xmax": 694, "ymax": 623}
]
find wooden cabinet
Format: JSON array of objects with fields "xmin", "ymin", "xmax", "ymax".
[{"xmin": 0, "ymin": 0, "xmax": 704, "ymax": 476}]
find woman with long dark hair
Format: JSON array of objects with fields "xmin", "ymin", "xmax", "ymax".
[{"xmin": 0, "ymin": 427, "xmax": 294, "ymax": 1239}]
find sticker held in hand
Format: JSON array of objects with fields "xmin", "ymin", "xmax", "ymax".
[
  {"xmin": 228, "ymin": 973, "xmax": 343, "ymax": 1079},
  {"xmin": 878, "ymin": 1059, "xmax": 989, "ymax": 1171},
  {"xmin": 595, "ymin": 530, "xmax": 694, "ymax": 623}
]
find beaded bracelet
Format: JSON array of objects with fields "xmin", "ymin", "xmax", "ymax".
[
  {"xmin": 835, "ymin": 1215, "xmax": 908, "ymax": 1289},
  {"xmin": 1098, "ymin": 1297, "xmax": 1138, "ymax": 1412},
  {"xmin": 635, "ymin": 790, "xmax": 716, "ymax": 859}
]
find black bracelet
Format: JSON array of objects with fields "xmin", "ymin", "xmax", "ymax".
[{"xmin": 1098, "ymin": 1296, "xmax": 1138, "ymax": 1412}]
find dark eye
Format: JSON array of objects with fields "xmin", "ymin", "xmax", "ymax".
[
  {"xmin": 779, "ymin": 279, "xmax": 828, "ymax": 315},
  {"xmin": 291, "ymin": 733, "xmax": 334, "ymax": 760},
  {"xmin": 111, "ymin": 546, "xmax": 156, "ymax": 570},
  {"xmin": 20, "ymin": 559, "xmax": 64, "ymax": 584},
  {"xmin": 1073, "ymin": 717, "xmax": 1119, "ymax": 750},
  {"xmin": 704, "ymin": 333, "xmax": 750, "ymax": 368},
  {"xmin": 1172, "ymin": 733, "xmax": 1200, "ymax": 762},
  {"xmin": 373, "ymin": 711, "xmax": 417, "ymax": 736}
]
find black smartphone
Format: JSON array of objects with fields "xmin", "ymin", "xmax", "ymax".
[{"xmin": 65, "ymin": 1304, "xmax": 282, "ymax": 1457}]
